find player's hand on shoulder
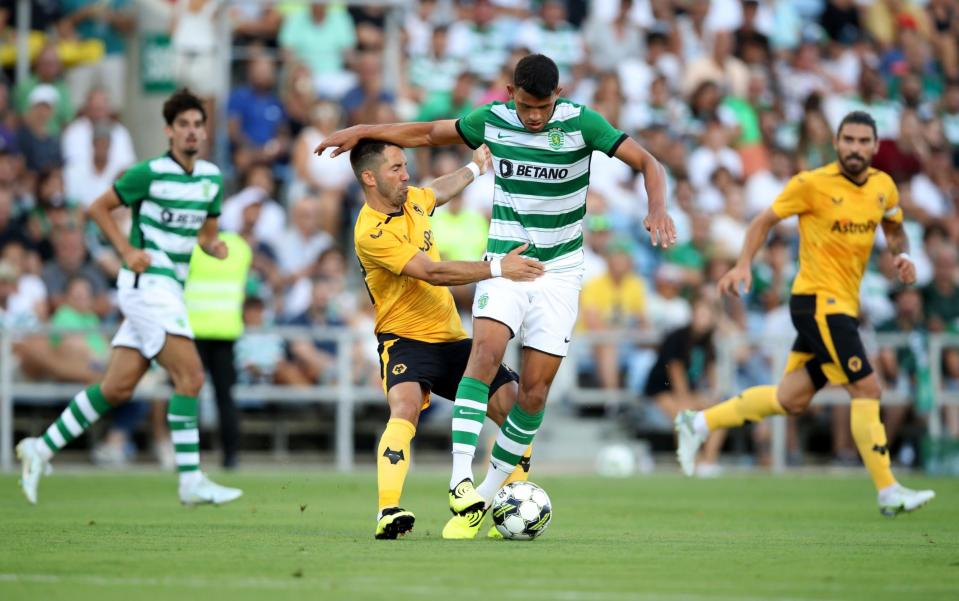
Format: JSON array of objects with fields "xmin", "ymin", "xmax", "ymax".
[
  {"xmin": 314, "ymin": 125, "xmax": 366, "ymax": 158},
  {"xmin": 643, "ymin": 208, "xmax": 677, "ymax": 249},
  {"xmin": 122, "ymin": 248, "xmax": 151, "ymax": 273},
  {"xmin": 718, "ymin": 263, "xmax": 751, "ymax": 298},
  {"xmin": 893, "ymin": 253, "xmax": 916, "ymax": 285},
  {"xmin": 206, "ymin": 239, "xmax": 229, "ymax": 260},
  {"xmin": 501, "ymin": 243, "xmax": 544, "ymax": 282},
  {"xmin": 472, "ymin": 145, "xmax": 492, "ymax": 175}
]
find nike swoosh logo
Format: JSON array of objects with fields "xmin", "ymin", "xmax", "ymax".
[
  {"xmin": 564, "ymin": 337, "xmax": 571, "ymax": 343},
  {"xmin": 497, "ymin": 133, "xmax": 512, "ymax": 139},
  {"xmin": 458, "ymin": 410, "xmax": 483, "ymax": 418}
]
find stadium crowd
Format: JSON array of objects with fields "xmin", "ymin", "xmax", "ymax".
[{"xmin": 1, "ymin": 0, "xmax": 958, "ymax": 470}]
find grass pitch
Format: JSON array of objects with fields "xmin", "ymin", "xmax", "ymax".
[{"xmin": 1, "ymin": 469, "xmax": 956, "ymax": 601}]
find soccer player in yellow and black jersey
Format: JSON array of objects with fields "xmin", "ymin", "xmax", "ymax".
[
  {"xmin": 675, "ymin": 111, "xmax": 935, "ymax": 516},
  {"xmin": 351, "ymin": 139, "xmax": 544, "ymax": 539}
]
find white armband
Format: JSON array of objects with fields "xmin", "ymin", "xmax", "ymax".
[
  {"xmin": 490, "ymin": 257, "xmax": 502, "ymax": 278},
  {"xmin": 465, "ymin": 162, "xmax": 481, "ymax": 179},
  {"xmin": 897, "ymin": 252, "xmax": 912, "ymax": 263}
]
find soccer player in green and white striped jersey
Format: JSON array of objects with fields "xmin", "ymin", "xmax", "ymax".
[
  {"xmin": 318, "ymin": 55, "xmax": 676, "ymax": 538},
  {"xmin": 16, "ymin": 90, "xmax": 241, "ymax": 506}
]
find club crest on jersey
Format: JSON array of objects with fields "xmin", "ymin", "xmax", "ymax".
[
  {"xmin": 548, "ymin": 128, "xmax": 565, "ymax": 150},
  {"xmin": 412, "ymin": 203, "xmax": 424, "ymax": 215},
  {"xmin": 201, "ymin": 179, "xmax": 212, "ymax": 199},
  {"xmin": 848, "ymin": 356, "xmax": 863, "ymax": 373},
  {"xmin": 391, "ymin": 363, "xmax": 407, "ymax": 375},
  {"xmin": 477, "ymin": 293, "xmax": 489, "ymax": 309}
]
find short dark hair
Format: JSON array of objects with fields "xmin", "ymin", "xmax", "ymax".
[
  {"xmin": 837, "ymin": 111, "xmax": 877, "ymax": 140},
  {"xmin": 349, "ymin": 139, "xmax": 399, "ymax": 181},
  {"xmin": 513, "ymin": 54, "xmax": 559, "ymax": 98},
  {"xmin": 163, "ymin": 88, "xmax": 206, "ymax": 126}
]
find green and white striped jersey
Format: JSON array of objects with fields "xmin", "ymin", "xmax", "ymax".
[
  {"xmin": 113, "ymin": 153, "xmax": 223, "ymax": 288},
  {"xmin": 456, "ymin": 99, "xmax": 626, "ymax": 273}
]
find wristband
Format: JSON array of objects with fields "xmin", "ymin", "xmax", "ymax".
[
  {"xmin": 490, "ymin": 257, "xmax": 502, "ymax": 278},
  {"xmin": 897, "ymin": 252, "xmax": 912, "ymax": 262},
  {"xmin": 465, "ymin": 162, "xmax": 481, "ymax": 179}
]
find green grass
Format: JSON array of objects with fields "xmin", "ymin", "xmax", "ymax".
[{"xmin": 1, "ymin": 470, "xmax": 957, "ymax": 601}]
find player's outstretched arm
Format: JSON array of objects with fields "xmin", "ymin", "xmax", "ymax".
[
  {"xmin": 401, "ymin": 244, "xmax": 543, "ymax": 286},
  {"xmin": 197, "ymin": 217, "xmax": 228, "ymax": 260},
  {"xmin": 315, "ymin": 119, "xmax": 463, "ymax": 158},
  {"xmin": 718, "ymin": 208, "xmax": 782, "ymax": 297},
  {"xmin": 613, "ymin": 137, "xmax": 676, "ymax": 248},
  {"xmin": 881, "ymin": 219, "xmax": 916, "ymax": 285},
  {"xmin": 86, "ymin": 187, "xmax": 151, "ymax": 273},
  {"xmin": 429, "ymin": 145, "xmax": 492, "ymax": 207}
]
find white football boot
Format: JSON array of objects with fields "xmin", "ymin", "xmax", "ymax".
[
  {"xmin": 17, "ymin": 437, "xmax": 52, "ymax": 505},
  {"xmin": 179, "ymin": 472, "xmax": 243, "ymax": 506},
  {"xmin": 878, "ymin": 484, "xmax": 935, "ymax": 517},
  {"xmin": 674, "ymin": 410, "xmax": 707, "ymax": 477}
]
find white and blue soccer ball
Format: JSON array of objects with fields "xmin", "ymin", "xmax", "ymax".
[{"xmin": 491, "ymin": 481, "xmax": 552, "ymax": 540}]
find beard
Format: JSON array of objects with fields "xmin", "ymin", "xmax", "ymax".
[{"xmin": 839, "ymin": 152, "xmax": 868, "ymax": 176}]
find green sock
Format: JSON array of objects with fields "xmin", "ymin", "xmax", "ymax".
[
  {"xmin": 38, "ymin": 384, "xmax": 111, "ymax": 460},
  {"xmin": 450, "ymin": 377, "xmax": 490, "ymax": 487},
  {"xmin": 168, "ymin": 394, "xmax": 200, "ymax": 474},
  {"xmin": 476, "ymin": 405, "xmax": 544, "ymax": 502}
]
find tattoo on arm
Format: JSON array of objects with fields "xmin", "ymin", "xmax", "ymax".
[{"xmin": 430, "ymin": 166, "xmax": 475, "ymax": 206}]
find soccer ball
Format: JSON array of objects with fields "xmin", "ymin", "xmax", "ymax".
[{"xmin": 491, "ymin": 481, "xmax": 552, "ymax": 540}]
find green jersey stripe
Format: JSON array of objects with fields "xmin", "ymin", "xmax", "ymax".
[
  {"xmin": 144, "ymin": 239, "xmax": 194, "ymax": 264},
  {"xmin": 144, "ymin": 266, "xmax": 182, "ymax": 281},
  {"xmin": 143, "ymin": 198, "xmax": 213, "ymax": 211},
  {"xmin": 493, "ymin": 184, "xmax": 589, "ymax": 214},
  {"xmin": 487, "ymin": 235, "xmax": 584, "ymax": 262},
  {"xmin": 491, "ymin": 204, "xmax": 585, "ymax": 228}
]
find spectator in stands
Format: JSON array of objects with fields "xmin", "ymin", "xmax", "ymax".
[
  {"xmin": 279, "ymin": 2, "xmax": 357, "ymax": 98},
  {"xmin": 644, "ymin": 293, "xmax": 725, "ymax": 476},
  {"xmin": 341, "ymin": 51, "xmax": 395, "ymax": 126},
  {"xmin": 279, "ymin": 60, "xmax": 316, "ymax": 138},
  {"xmin": 284, "ymin": 277, "xmax": 346, "ymax": 384},
  {"xmin": 0, "ymin": 78, "xmax": 16, "ymax": 151},
  {"xmin": 582, "ymin": 211, "xmax": 613, "ymax": 282},
  {"xmin": 229, "ymin": 1, "xmax": 282, "ymax": 47},
  {"xmin": 745, "ymin": 146, "xmax": 793, "ymax": 219},
  {"xmin": 447, "ymin": 0, "xmax": 511, "ymax": 84},
  {"xmin": 61, "ymin": 87, "xmax": 136, "ymax": 173},
  {"xmin": 290, "ymin": 101, "xmax": 354, "ymax": 223},
  {"xmin": 647, "ymin": 263, "xmax": 692, "ymax": 333},
  {"xmin": 1, "ymin": 239, "xmax": 47, "ymax": 322},
  {"xmin": 0, "ymin": 184, "xmax": 30, "ymax": 251},
  {"xmin": 235, "ymin": 296, "xmax": 308, "ymax": 386},
  {"xmin": 907, "ymin": 146, "xmax": 957, "ymax": 227},
  {"xmin": 0, "ymin": 259, "xmax": 38, "ymax": 331},
  {"xmin": 41, "ymin": 222, "xmax": 111, "ymax": 318},
  {"xmin": 64, "ymin": 120, "xmax": 127, "ymax": 208},
  {"xmin": 27, "ymin": 169, "xmax": 82, "ymax": 260},
  {"xmin": 406, "ymin": 25, "xmax": 463, "ymax": 105},
  {"xmin": 416, "ymin": 71, "xmax": 477, "ymax": 122},
  {"xmin": 796, "ymin": 105, "xmax": 837, "ymax": 170},
  {"xmin": 13, "ymin": 44, "xmax": 74, "ymax": 135},
  {"xmin": 59, "ymin": 0, "xmax": 136, "ymax": 111},
  {"xmin": 940, "ymin": 79, "xmax": 959, "ymax": 155},
  {"xmin": 274, "ymin": 197, "xmax": 333, "ymax": 318},
  {"xmin": 583, "ymin": 0, "xmax": 642, "ymax": 73},
  {"xmin": 580, "ymin": 237, "xmax": 648, "ymax": 391},
  {"xmin": 171, "ymin": 0, "xmax": 222, "ymax": 139},
  {"xmin": 228, "ymin": 53, "xmax": 290, "ymax": 170},
  {"xmin": 48, "ymin": 276, "xmax": 109, "ymax": 377},
  {"xmin": 872, "ymin": 108, "xmax": 927, "ymax": 183},
  {"xmin": 515, "ymin": 0, "xmax": 584, "ymax": 85},
  {"xmin": 220, "ymin": 162, "xmax": 285, "ymax": 248},
  {"xmin": 922, "ymin": 246, "xmax": 959, "ymax": 333},
  {"xmin": 683, "ymin": 30, "xmax": 750, "ymax": 100},
  {"xmin": 16, "ymin": 85, "xmax": 63, "ymax": 173},
  {"xmin": 687, "ymin": 120, "xmax": 743, "ymax": 190}
]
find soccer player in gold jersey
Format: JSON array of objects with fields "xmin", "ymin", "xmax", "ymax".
[
  {"xmin": 675, "ymin": 111, "xmax": 935, "ymax": 516},
  {"xmin": 351, "ymin": 139, "xmax": 543, "ymax": 539}
]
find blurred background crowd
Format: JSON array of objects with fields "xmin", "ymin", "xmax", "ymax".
[{"xmin": 1, "ymin": 0, "xmax": 958, "ymax": 473}]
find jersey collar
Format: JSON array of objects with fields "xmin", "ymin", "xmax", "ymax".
[{"xmin": 166, "ymin": 151, "xmax": 194, "ymax": 176}]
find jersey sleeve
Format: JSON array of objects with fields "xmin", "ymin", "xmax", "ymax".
[
  {"xmin": 113, "ymin": 161, "xmax": 152, "ymax": 206},
  {"xmin": 770, "ymin": 173, "xmax": 812, "ymax": 219},
  {"xmin": 455, "ymin": 103, "xmax": 490, "ymax": 149},
  {"xmin": 208, "ymin": 174, "xmax": 224, "ymax": 217},
  {"xmin": 356, "ymin": 227, "xmax": 421, "ymax": 276},
  {"xmin": 411, "ymin": 186, "xmax": 437, "ymax": 216},
  {"xmin": 881, "ymin": 179, "xmax": 903, "ymax": 223},
  {"xmin": 580, "ymin": 106, "xmax": 627, "ymax": 156}
]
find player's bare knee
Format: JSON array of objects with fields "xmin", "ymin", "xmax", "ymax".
[
  {"xmin": 777, "ymin": 389, "xmax": 811, "ymax": 416},
  {"xmin": 173, "ymin": 366, "xmax": 205, "ymax": 396},
  {"xmin": 388, "ymin": 397, "xmax": 421, "ymax": 425},
  {"xmin": 100, "ymin": 380, "xmax": 135, "ymax": 404},
  {"xmin": 518, "ymin": 381, "xmax": 549, "ymax": 413},
  {"xmin": 467, "ymin": 342, "xmax": 504, "ymax": 381}
]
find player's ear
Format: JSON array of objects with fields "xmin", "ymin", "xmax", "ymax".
[
  {"xmin": 360, "ymin": 169, "xmax": 377, "ymax": 189},
  {"xmin": 506, "ymin": 84, "xmax": 515, "ymax": 100}
]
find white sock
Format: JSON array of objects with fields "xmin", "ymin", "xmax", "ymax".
[
  {"xmin": 179, "ymin": 470, "xmax": 202, "ymax": 488},
  {"xmin": 693, "ymin": 411, "xmax": 710, "ymax": 438},
  {"xmin": 878, "ymin": 483, "xmax": 900, "ymax": 498},
  {"xmin": 450, "ymin": 452, "xmax": 474, "ymax": 489},
  {"xmin": 475, "ymin": 461, "xmax": 514, "ymax": 503}
]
